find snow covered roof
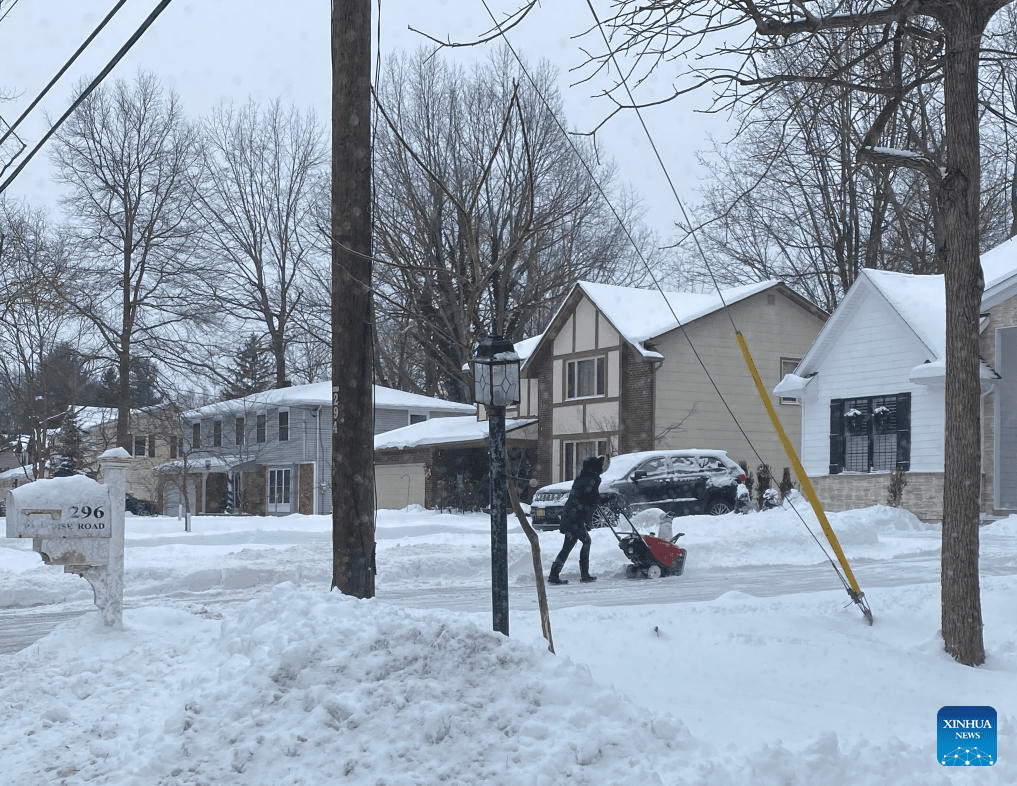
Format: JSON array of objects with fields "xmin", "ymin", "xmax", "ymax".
[
  {"xmin": 186, "ymin": 383, "xmax": 476, "ymax": 418},
  {"xmin": 581, "ymin": 280, "xmax": 778, "ymax": 348},
  {"xmin": 864, "ymin": 269, "xmax": 946, "ymax": 358},
  {"xmin": 777, "ymin": 253, "xmax": 1017, "ymax": 395},
  {"xmin": 374, "ymin": 416, "xmax": 537, "ymax": 451},
  {"xmin": 512, "ymin": 334, "xmax": 542, "ymax": 363},
  {"xmin": 980, "ymin": 235, "xmax": 1017, "ymax": 309},
  {"xmin": 783, "ymin": 270, "xmax": 945, "ymax": 393},
  {"xmin": 71, "ymin": 406, "xmax": 119, "ymax": 432},
  {"xmin": 526, "ymin": 279, "xmax": 795, "ymax": 366}
]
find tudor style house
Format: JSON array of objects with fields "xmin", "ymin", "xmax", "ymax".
[
  {"xmin": 161, "ymin": 383, "xmax": 475, "ymax": 516},
  {"xmin": 514, "ymin": 280, "xmax": 828, "ymax": 488},
  {"xmin": 774, "ymin": 238, "xmax": 1017, "ymax": 521}
]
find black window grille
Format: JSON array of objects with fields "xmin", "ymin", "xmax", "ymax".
[{"xmin": 830, "ymin": 393, "xmax": 910, "ymax": 474}]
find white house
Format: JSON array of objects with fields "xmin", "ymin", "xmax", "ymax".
[{"xmin": 775, "ymin": 240, "xmax": 1017, "ymax": 521}]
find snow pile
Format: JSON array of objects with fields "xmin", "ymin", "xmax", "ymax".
[
  {"xmin": 1, "ymin": 583, "xmax": 695, "ymax": 785},
  {"xmin": 2, "ymin": 506, "xmax": 1017, "ymax": 784}
]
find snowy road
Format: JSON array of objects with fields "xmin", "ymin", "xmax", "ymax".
[{"xmin": 6, "ymin": 547, "xmax": 1017, "ymax": 654}]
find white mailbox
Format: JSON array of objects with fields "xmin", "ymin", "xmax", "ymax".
[
  {"xmin": 6, "ymin": 476, "xmax": 113, "ymax": 539},
  {"xmin": 3, "ymin": 454, "xmax": 129, "ymax": 628}
]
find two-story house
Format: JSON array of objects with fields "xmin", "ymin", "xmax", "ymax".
[
  {"xmin": 161, "ymin": 382, "xmax": 476, "ymax": 516},
  {"xmin": 519, "ymin": 280, "xmax": 828, "ymax": 487}
]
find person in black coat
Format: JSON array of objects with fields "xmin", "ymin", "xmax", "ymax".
[{"xmin": 548, "ymin": 454, "xmax": 605, "ymax": 584}]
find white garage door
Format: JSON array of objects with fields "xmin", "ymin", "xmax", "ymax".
[{"xmin": 374, "ymin": 463, "xmax": 427, "ymax": 510}]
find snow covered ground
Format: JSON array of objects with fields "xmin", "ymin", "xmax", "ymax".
[{"xmin": 2, "ymin": 501, "xmax": 1016, "ymax": 784}]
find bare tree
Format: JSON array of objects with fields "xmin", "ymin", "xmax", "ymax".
[
  {"xmin": 50, "ymin": 72, "xmax": 209, "ymax": 452},
  {"xmin": 979, "ymin": 3, "xmax": 1017, "ymax": 241},
  {"xmin": 372, "ymin": 48, "xmax": 649, "ymax": 401},
  {"xmin": 582, "ymin": 0, "xmax": 1016, "ymax": 665},
  {"xmin": 197, "ymin": 100, "xmax": 328, "ymax": 388},
  {"xmin": 684, "ymin": 43, "xmax": 944, "ymax": 311},
  {"xmin": 0, "ymin": 199, "xmax": 86, "ymax": 477}
]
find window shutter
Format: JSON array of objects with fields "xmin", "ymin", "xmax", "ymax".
[
  {"xmin": 829, "ymin": 399, "xmax": 845, "ymax": 474},
  {"xmin": 148, "ymin": 434, "xmax": 156, "ymax": 458},
  {"xmin": 896, "ymin": 393, "xmax": 911, "ymax": 470}
]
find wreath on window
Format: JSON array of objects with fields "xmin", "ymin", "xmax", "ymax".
[
  {"xmin": 844, "ymin": 407, "xmax": 865, "ymax": 434},
  {"xmin": 872, "ymin": 405, "xmax": 892, "ymax": 432}
]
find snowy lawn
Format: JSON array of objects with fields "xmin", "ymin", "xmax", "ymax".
[{"xmin": 1, "ymin": 503, "xmax": 1015, "ymax": 784}]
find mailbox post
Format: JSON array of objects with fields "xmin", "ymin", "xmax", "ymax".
[{"xmin": 5, "ymin": 447, "xmax": 130, "ymax": 626}]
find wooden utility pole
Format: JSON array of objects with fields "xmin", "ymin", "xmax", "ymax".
[{"xmin": 331, "ymin": 0, "xmax": 375, "ymax": 598}]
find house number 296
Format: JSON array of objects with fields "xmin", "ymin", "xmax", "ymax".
[{"xmin": 69, "ymin": 505, "xmax": 105, "ymax": 519}]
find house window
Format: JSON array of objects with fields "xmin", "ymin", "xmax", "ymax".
[
  {"xmin": 780, "ymin": 357, "xmax": 801, "ymax": 405},
  {"xmin": 563, "ymin": 439, "xmax": 608, "ymax": 481},
  {"xmin": 132, "ymin": 435, "xmax": 147, "ymax": 457},
  {"xmin": 566, "ymin": 356, "xmax": 606, "ymax": 399},
  {"xmin": 278, "ymin": 411, "xmax": 289, "ymax": 441},
  {"xmin": 256, "ymin": 413, "xmax": 266, "ymax": 443},
  {"xmin": 410, "ymin": 413, "xmax": 427, "ymax": 425},
  {"xmin": 235, "ymin": 416, "xmax": 245, "ymax": 445},
  {"xmin": 829, "ymin": 393, "xmax": 911, "ymax": 474},
  {"xmin": 192, "ymin": 422, "xmax": 201, "ymax": 450},
  {"xmin": 213, "ymin": 420, "xmax": 222, "ymax": 447}
]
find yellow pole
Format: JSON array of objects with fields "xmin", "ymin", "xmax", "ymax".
[{"xmin": 736, "ymin": 332, "xmax": 868, "ymax": 608}]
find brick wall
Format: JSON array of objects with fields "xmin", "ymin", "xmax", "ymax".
[
  {"xmin": 810, "ymin": 472, "xmax": 945, "ymax": 521},
  {"xmin": 536, "ymin": 363, "xmax": 553, "ymax": 486},
  {"xmin": 619, "ymin": 344, "xmax": 655, "ymax": 454}
]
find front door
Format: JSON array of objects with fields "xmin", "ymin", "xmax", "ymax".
[{"xmin": 268, "ymin": 468, "xmax": 292, "ymax": 514}]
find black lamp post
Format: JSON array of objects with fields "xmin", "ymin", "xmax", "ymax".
[{"xmin": 473, "ymin": 334, "xmax": 520, "ymax": 636}]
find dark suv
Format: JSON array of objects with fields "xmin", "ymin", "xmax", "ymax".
[{"xmin": 530, "ymin": 449, "xmax": 746, "ymax": 531}]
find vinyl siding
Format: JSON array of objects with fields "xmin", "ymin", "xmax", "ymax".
[
  {"xmin": 798, "ymin": 292, "xmax": 944, "ymax": 476},
  {"xmin": 653, "ymin": 290, "xmax": 825, "ymax": 474}
]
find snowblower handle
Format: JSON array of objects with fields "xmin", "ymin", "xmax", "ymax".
[{"xmin": 671, "ymin": 532, "xmax": 685, "ymax": 543}]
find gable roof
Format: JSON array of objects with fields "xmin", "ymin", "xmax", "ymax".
[
  {"xmin": 980, "ymin": 235, "xmax": 1017, "ymax": 309},
  {"xmin": 777, "ymin": 250, "xmax": 1017, "ymax": 396},
  {"xmin": 782, "ymin": 270, "xmax": 944, "ymax": 394},
  {"xmin": 185, "ymin": 382, "xmax": 476, "ymax": 418},
  {"xmin": 524, "ymin": 279, "xmax": 817, "ymax": 369}
]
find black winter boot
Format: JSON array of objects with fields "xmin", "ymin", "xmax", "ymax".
[
  {"xmin": 579, "ymin": 553, "xmax": 596, "ymax": 583},
  {"xmin": 580, "ymin": 574, "xmax": 597, "ymax": 583},
  {"xmin": 548, "ymin": 558, "xmax": 568, "ymax": 585}
]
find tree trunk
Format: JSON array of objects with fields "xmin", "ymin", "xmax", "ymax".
[
  {"xmin": 939, "ymin": 9, "xmax": 986, "ymax": 666},
  {"xmin": 330, "ymin": 0, "xmax": 375, "ymax": 598}
]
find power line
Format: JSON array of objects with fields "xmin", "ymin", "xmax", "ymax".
[
  {"xmin": 0, "ymin": 0, "xmax": 174, "ymax": 197},
  {"xmin": 480, "ymin": 1, "xmax": 869, "ymax": 617},
  {"xmin": 0, "ymin": 0, "xmax": 131, "ymax": 163},
  {"xmin": 0, "ymin": 0, "xmax": 25, "ymax": 26}
]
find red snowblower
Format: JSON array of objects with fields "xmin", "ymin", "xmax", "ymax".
[{"xmin": 604, "ymin": 507, "xmax": 687, "ymax": 579}]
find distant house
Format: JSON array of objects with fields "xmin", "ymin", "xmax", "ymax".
[
  {"xmin": 774, "ymin": 239, "xmax": 1017, "ymax": 521},
  {"xmin": 161, "ymin": 383, "xmax": 475, "ymax": 516},
  {"xmin": 0, "ymin": 406, "xmax": 178, "ymax": 508},
  {"xmin": 373, "ymin": 415, "xmax": 538, "ymax": 510},
  {"xmin": 517, "ymin": 280, "xmax": 828, "ymax": 491}
]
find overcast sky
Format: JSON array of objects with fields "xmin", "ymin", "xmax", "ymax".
[{"xmin": 0, "ymin": 0, "xmax": 731, "ymax": 237}]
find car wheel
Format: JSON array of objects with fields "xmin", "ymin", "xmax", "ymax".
[
  {"xmin": 591, "ymin": 504, "xmax": 618, "ymax": 529},
  {"xmin": 706, "ymin": 498, "xmax": 732, "ymax": 516},
  {"xmin": 646, "ymin": 563, "xmax": 662, "ymax": 579}
]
